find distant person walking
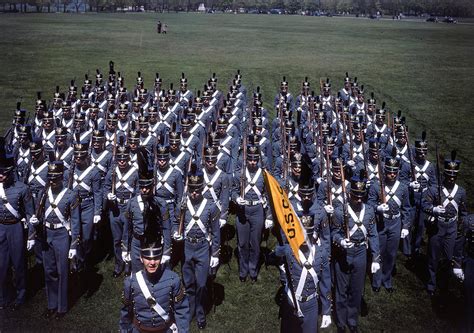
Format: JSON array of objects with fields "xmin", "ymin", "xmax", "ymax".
[
  {"xmin": 157, "ymin": 20, "xmax": 162, "ymax": 34},
  {"xmin": 162, "ymin": 24, "xmax": 167, "ymax": 34}
]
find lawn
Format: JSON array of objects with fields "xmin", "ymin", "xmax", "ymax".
[{"xmin": 0, "ymin": 12, "xmax": 472, "ymax": 332}]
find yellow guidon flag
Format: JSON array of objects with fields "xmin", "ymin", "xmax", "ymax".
[{"xmin": 263, "ymin": 170, "xmax": 306, "ymax": 264}]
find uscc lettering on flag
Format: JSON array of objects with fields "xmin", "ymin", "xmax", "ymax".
[{"xmin": 263, "ymin": 169, "xmax": 306, "ymax": 263}]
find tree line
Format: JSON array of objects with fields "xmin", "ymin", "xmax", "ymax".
[{"xmin": 1, "ymin": 0, "xmax": 473, "ymax": 17}]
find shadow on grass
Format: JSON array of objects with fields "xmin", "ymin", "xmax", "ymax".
[
  {"xmin": 69, "ymin": 266, "xmax": 104, "ymax": 308},
  {"xmin": 205, "ymin": 277, "xmax": 225, "ymax": 315}
]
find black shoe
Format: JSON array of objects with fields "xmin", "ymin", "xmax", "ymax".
[
  {"xmin": 239, "ymin": 276, "xmax": 247, "ymax": 283},
  {"xmin": 372, "ymin": 287, "xmax": 380, "ymax": 293},
  {"xmin": 112, "ymin": 271, "xmax": 122, "ymax": 278},
  {"xmin": 250, "ymin": 276, "xmax": 257, "ymax": 283},
  {"xmin": 337, "ymin": 326, "xmax": 345, "ymax": 333},
  {"xmin": 427, "ymin": 289, "xmax": 435, "ymax": 297},
  {"xmin": 43, "ymin": 309, "xmax": 56, "ymax": 319},
  {"xmin": 10, "ymin": 303, "xmax": 22, "ymax": 311},
  {"xmin": 385, "ymin": 287, "xmax": 395, "ymax": 294},
  {"xmin": 197, "ymin": 320, "xmax": 207, "ymax": 329},
  {"xmin": 55, "ymin": 312, "xmax": 66, "ymax": 320}
]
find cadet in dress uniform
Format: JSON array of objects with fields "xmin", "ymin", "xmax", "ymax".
[
  {"xmin": 27, "ymin": 138, "xmax": 49, "ymax": 264},
  {"xmin": 138, "ymin": 115, "xmax": 157, "ymax": 155},
  {"xmin": 178, "ymin": 72, "xmax": 193, "ymax": 107},
  {"xmin": 71, "ymin": 140, "xmax": 103, "ymax": 270},
  {"xmin": 179, "ymin": 116, "xmax": 201, "ymax": 159},
  {"xmin": 0, "ymin": 140, "xmax": 35, "ymax": 310},
  {"xmin": 232, "ymin": 144, "xmax": 273, "ymax": 282},
  {"xmin": 332, "ymin": 173, "xmax": 380, "ymax": 332},
  {"xmin": 40, "ymin": 110, "xmax": 56, "ymax": 153},
  {"xmin": 155, "ymin": 142, "xmax": 183, "ymax": 240},
  {"xmin": 368, "ymin": 154, "xmax": 410, "ymax": 293},
  {"xmin": 202, "ymin": 145, "xmax": 229, "ymax": 229},
  {"xmin": 365, "ymin": 108, "xmax": 391, "ymax": 150},
  {"xmin": 317, "ymin": 156, "xmax": 350, "ymax": 212},
  {"xmin": 290, "ymin": 157, "xmax": 333, "ymax": 329},
  {"xmin": 422, "ymin": 151, "xmax": 467, "ymax": 296},
  {"xmin": 40, "ymin": 161, "xmax": 80, "ymax": 319},
  {"xmin": 105, "ymin": 112, "xmax": 119, "ymax": 152},
  {"xmin": 54, "ymin": 126, "xmax": 74, "ymax": 170},
  {"xmin": 274, "ymin": 76, "xmax": 294, "ymax": 111},
  {"xmin": 119, "ymin": 226, "xmax": 190, "ymax": 333},
  {"xmin": 168, "ymin": 126, "xmax": 190, "ymax": 176},
  {"xmin": 275, "ymin": 205, "xmax": 322, "ymax": 333},
  {"xmin": 122, "ymin": 149, "xmax": 171, "ymax": 273},
  {"xmin": 402, "ymin": 132, "xmax": 437, "ymax": 257},
  {"xmin": 294, "ymin": 77, "xmax": 311, "ymax": 115},
  {"xmin": 338, "ymin": 73, "xmax": 352, "ymax": 103},
  {"xmin": 14, "ymin": 124, "xmax": 33, "ymax": 181},
  {"xmin": 90, "ymin": 128, "xmax": 113, "ymax": 180},
  {"xmin": 105, "ymin": 140, "xmax": 139, "ymax": 277},
  {"xmin": 173, "ymin": 168, "xmax": 220, "ymax": 329}
]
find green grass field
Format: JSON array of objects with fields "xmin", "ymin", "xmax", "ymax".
[{"xmin": 0, "ymin": 12, "xmax": 473, "ymax": 332}]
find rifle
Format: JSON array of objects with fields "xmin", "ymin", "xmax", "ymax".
[
  {"xmin": 376, "ymin": 141, "xmax": 386, "ymax": 204},
  {"xmin": 284, "ymin": 130, "xmax": 291, "ymax": 192},
  {"xmin": 317, "ymin": 110, "xmax": 324, "ymax": 178},
  {"xmin": 348, "ymin": 112, "xmax": 354, "ymax": 160},
  {"xmin": 435, "ymin": 144, "xmax": 442, "ymax": 205},
  {"xmin": 405, "ymin": 125, "xmax": 416, "ymax": 182},
  {"xmin": 240, "ymin": 126, "xmax": 249, "ymax": 198},
  {"xmin": 278, "ymin": 98, "xmax": 286, "ymax": 158},
  {"xmin": 308, "ymin": 92, "xmax": 315, "ymax": 139},
  {"xmin": 339, "ymin": 156, "xmax": 350, "ymax": 239},
  {"xmin": 334, "ymin": 93, "xmax": 340, "ymax": 136},
  {"xmin": 177, "ymin": 155, "xmax": 194, "ymax": 238},
  {"xmin": 110, "ymin": 135, "xmax": 120, "ymax": 195},
  {"xmin": 325, "ymin": 141, "xmax": 333, "ymax": 211},
  {"xmin": 35, "ymin": 183, "xmax": 50, "ymax": 222},
  {"xmin": 341, "ymin": 103, "xmax": 348, "ymax": 145},
  {"xmin": 360, "ymin": 117, "xmax": 368, "ymax": 174},
  {"xmin": 68, "ymin": 133, "xmax": 80, "ymax": 190}
]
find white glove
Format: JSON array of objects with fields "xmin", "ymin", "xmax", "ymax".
[
  {"xmin": 121, "ymin": 251, "xmax": 131, "ymax": 262},
  {"xmin": 236, "ymin": 196, "xmax": 246, "ymax": 206},
  {"xmin": 377, "ymin": 203, "xmax": 390, "ymax": 213},
  {"xmin": 29, "ymin": 215, "xmax": 39, "ymax": 226},
  {"xmin": 161, "ymin": 255, "xmax": 170, "ymax": 264},
  {"xmin": 340, "ymin": 238, "xmax": 354, "ymax": 249},
  {"xmin": 107, "ymin": 193, "xmax": 117, "ymax": 201},
  {"xmin": 219, "ymin": 219, "xmax": 227, "ymax": 228},
  {"xmin": 316, "ymin": 177, "xmax": 324, "ymax": 185},
  {"xmin": 68, "ymin": 249, "xmax": 77, "ymax": 259},
  {"xmin": 409, "ymin": 181, "xmax": 420, "ymax": 190},
  {"xmin": 26, "ymin": 240, "xmax": 35, "ymax": 251},
  {"xmin": 265, "ymin": 218, "xmax": 273, "ymax": 229},
  {"xmin": 453, "ymin": 268, "xmax": 464, "ymax": 281},
  {"xmin": 210, "ymin": 256, "xmax": 219, "ymax": 268},
  {"xmin": 371, "ymin": 262, "xmax": 381, "ymax": 273},
  {"xmin": 324, "ymin": 204, "xmax": 334, "ymax": 215},
  {"xmin": 173, "ymin": 231, "xmax": 183, "ymax": 241},
  {"xmin": 347, "ymin": 160, "xmax": 355, "ymax": 167},
  {"xmin": 400, "ymin": 228, "xmax": 409, "ymax": 239},
  {"xmin": 93, "ymin": 215, "xmax": 101, "ymax": 224},
  {"xmin": 433, "ymin": 205, "xmax": 445, "ymax": 215},
  {"xmin": 320, "ymin": 314, "xmax": 332, "ymax": 328}
]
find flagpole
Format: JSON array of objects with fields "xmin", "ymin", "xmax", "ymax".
[{"xmin": 263, "ymin": 170, "xmax": 303, "ymax": 318}]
